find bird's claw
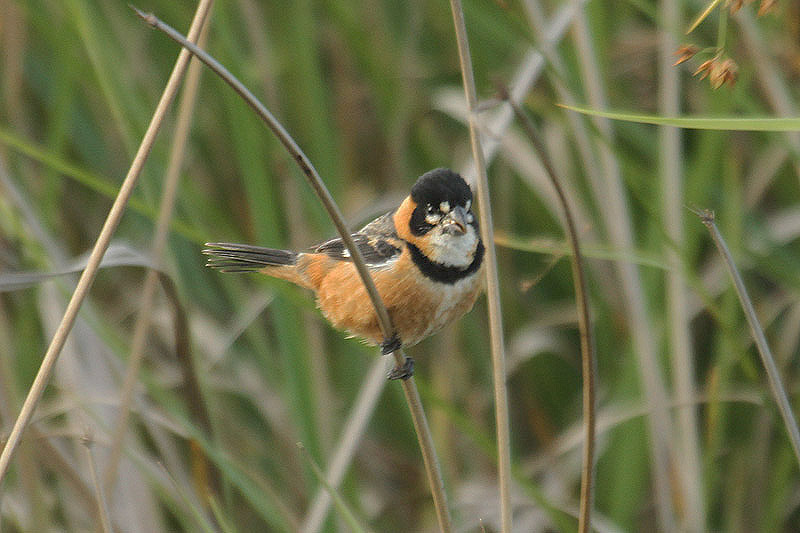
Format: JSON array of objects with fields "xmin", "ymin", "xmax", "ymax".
[
  {"xmin": 380, "ymin": 333, "xmax": 402, "ymax": 355},
  {"xmin": 387, "ymin": 356, "xmax": 414, "ymax": 381}
]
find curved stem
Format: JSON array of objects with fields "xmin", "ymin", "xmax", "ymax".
[
  {"xmin": 506, "ymin": 98, "xmax": 596, "ymax": 533},
  {"xmin": 697, "ymin": 209, "xmax": 800, "ymax": 467},
  {"xmin": 134, "ymin": 9, "xmax": 452, "ymax": 531}
]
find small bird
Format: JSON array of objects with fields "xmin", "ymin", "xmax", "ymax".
[{"xmin": 203, "ymin": 168, "xmax": 484, "ymax": 379}]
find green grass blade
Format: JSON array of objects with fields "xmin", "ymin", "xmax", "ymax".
[{"xmin": 559, "ymin": 104, "xmax": 800, "ymax": 131}]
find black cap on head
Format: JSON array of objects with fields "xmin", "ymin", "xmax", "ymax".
[{"xmin": 410, "ymin": 168, "xmax": 472, "ymax": 208}]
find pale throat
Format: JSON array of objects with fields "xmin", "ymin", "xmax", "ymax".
[{"xmin": 425, "ymin": 225, "xmax": 479, "ymax": 268}]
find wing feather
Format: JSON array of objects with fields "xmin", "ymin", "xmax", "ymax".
[{"xmin": 315, "ymin": 211, "xmax": 402, "ymax": 266}]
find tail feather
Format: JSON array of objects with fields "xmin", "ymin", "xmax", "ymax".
[{"xmin": 203, "ymin": 242, "xmax": 298, "ymax": 273}]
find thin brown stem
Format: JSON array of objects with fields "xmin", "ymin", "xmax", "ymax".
[
  {"xmin": 447, "ymin": 1, "xmax": 512, "ymax": 531},
  {"xmin": 134, "ymin": 9, "xmax": 453, "ymax": 531},
  {"xmin": 505, "ymin": 96, "xmax": 596, "ymax": 533}
]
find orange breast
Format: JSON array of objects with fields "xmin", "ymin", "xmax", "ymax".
[{"xmin": 310, "ymin": 250, "xmax": 482, "ymax": 346}]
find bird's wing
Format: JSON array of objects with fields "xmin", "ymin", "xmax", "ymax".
[{"xmin": 314, "ymin": 211, "xmax": 403, "ymax": 266}]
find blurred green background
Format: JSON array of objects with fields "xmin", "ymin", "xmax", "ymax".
[{"xmin": 1, "ymin": 0, "xmax": 799, "ymax": 531}]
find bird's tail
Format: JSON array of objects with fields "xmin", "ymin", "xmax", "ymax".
[{"xmin": 203, "ymin": 242, "xmax": 299, "ymax": 273}]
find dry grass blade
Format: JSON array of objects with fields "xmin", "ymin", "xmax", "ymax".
[
  {"xmin": 505, "ymin": 97, "xmax": 596, "ymax": 533},
  {"xmin": 0, "ymin": 0, "xmax": 214, "ymax": 484},
  {"xmin": 134, "ymin": 8, "xmax": 453, "ymax": 531},
  {"xmin": 695, "ymin": 209, "xmax": 800, "ymax": 467},
  {"xmin": 448, "ymin": 1, "xmax": 512, "ymax": 531}
]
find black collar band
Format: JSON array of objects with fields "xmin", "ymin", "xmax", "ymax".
[{"xmin": 406, "ymin": 240, "xmax": 484, "ymax": 284}]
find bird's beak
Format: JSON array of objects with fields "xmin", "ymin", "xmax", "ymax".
[{"xmin": 442, "ymin": 205, "xmax": 468, "ymax": 235}]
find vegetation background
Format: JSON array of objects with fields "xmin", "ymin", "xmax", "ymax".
[{"xmin": 1, "ymin": 0, "xmax": 799, "ymax": 531}]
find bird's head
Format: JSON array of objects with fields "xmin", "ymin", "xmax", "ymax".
[{"xmin": 396, "ymin": 168, "xmax": 480, "ymax": 269}]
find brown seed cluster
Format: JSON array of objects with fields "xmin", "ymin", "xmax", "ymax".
[
  {"xmin": 677, "ymin": 0, "xmax": 778, "ymax": 88},
  {"xmin": 694, "ymin": 55, "xmax": 739, "ymax": 89},
  {"xmin": 673, "ymin": 47, "xmax": 740, "ymax": 89}
]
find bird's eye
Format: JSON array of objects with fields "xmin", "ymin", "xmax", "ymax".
[{"xmin": 423, "ymin": 203, "xmax": 442, "ymax": 225}]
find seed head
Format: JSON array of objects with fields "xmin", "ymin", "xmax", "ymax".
[{"xmin": 673, "ymin": 45, "xmax": 700, "ymax": 66}]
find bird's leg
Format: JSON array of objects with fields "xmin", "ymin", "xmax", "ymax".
[{"xmin": 381, "ymin": 333, "xmax": 413, "ymax": 380}]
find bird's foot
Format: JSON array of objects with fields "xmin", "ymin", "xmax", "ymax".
[
  {"xmin": 380, "ymin": 333, "xmax": 402, "ymax": 355},
  {"xmin": 387, "ymin": 356, "xmax": 414, "ymax": 381}
]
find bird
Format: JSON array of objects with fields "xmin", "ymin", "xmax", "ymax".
[{"xmin": 203, "ymin": 168, "xmax": 484, "ymax": 379}]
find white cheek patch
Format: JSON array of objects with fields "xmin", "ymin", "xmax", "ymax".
[
  {"xmin": 439, "ymin": 201, "xmax": 450, "ymax": 213},
  {"xmin": 425, "ymin": 213, "xmax": 441, "ymax": 225}
]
